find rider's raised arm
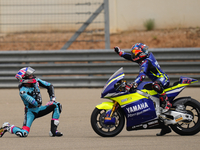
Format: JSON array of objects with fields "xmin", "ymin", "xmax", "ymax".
[
  {"xmin": 121, "ymin": 53, "xmax": 133, "ymax": 61},
  {"xmin": 114, "ymin": 46, "xmax": 133, "ymax": 61}
]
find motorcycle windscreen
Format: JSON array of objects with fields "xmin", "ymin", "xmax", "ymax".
[
  {"xmin": 101, "ymin": 67, "xmax": 125, "ymax": 98},
  {"xmin": 122, "ymin": 98, "xmax": 157, "ymax": 128}
]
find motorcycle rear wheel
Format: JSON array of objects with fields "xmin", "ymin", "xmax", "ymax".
[
  {"xmin": 91, "ymin": 108, "xmax": 125, "ymax": 137},
  {"xmin": 170, "ymin": 98, "xmax": 200, "ymax": 135}
]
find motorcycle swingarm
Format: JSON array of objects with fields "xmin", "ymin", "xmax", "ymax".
[{"xmin": 160, "ymin": 110, "xmax": 193, "ymax": 125}]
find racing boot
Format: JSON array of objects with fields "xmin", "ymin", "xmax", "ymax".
[
  {"xmin": 156, "ymin": 126, "xmax": 171, "ymax": 136},
  {"xmin": 49, "ymin": 120, "xmax": 63, "ymax": 137},
  {"xmin": 0, "ymin": 122, "xmax": 11, "ymax": 137},
  {"xmin": 159, "ymin": 93, "xmax": 172, "ymax": 113}
]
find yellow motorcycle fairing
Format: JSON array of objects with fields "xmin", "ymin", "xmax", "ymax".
[
  {"xmin": 96, "ymin": 90, "xmax": 153, "ymax": 110},
  {"xmin": 96, "ymin": 102, "xmax": 114, "ymax": 110},
  {"xmin": 96, "ymin": 80, "xmax": 198, "ymax": 111}
]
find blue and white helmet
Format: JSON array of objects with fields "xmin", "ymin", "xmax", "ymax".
[{"xmin": 15, "ymin": 67, "xmax": 36, "ymax": 83}]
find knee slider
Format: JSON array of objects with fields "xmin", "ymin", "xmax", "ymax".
[{"xmin": 152, "ymin": 81, "xmax": 164, "ymax": 93}]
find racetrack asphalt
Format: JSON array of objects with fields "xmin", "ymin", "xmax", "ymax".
[{"xmin": 0, "ymin": 88, "xmax": 200, "ymax": 150}]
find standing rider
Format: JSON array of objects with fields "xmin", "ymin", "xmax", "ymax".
[
  {"xmin": 0, "ymin": 67, "xmax": 63, "ymax": 137},
  {"xmin": 114, "ymin": 43, "xmax": 172, "ymax": 136}
]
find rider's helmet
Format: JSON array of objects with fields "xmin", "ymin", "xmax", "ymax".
[
  {"xmin": 15, "ymin": 67, "xmax": 36, "ymax": 83},
  {"xmin": 131, "ymin": 43, "xmax": 148, "ymax": 62}
]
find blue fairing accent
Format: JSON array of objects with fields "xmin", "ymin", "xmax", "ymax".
[
  {"xmin": 101, "ymin": 82, "xmax": 117, "ymax": 98},
  {"xmin": 105, "ymin": 82, "xmax": 117, "ymax": 94},
  {"xmin": 137, "ymin": 81, "xmax": 152, "ymax": 90},
  {"xmin": 179, "ymin": 76, "xmax": 198, "ymax": 84},
  {"xmin": 101, "ymin": 72, "xmax": 125, "ymax": 98},
  {"xmin": 166, "ymin": 86, "xmax": 185, "ymax": 101},
  {"xmin": 122, "ymin": 98, "xmax": 157, "ymax": 127},
  {"xmin": 104, "ymin": 109, "xmax": 116, "ymax": 125}
]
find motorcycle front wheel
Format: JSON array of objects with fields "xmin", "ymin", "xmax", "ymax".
[
  {"xmin": 91, "ymin": 107, "xmax": 125, "ymax": 137},
  {"xmin": 170, "ymin": 98, "xmax": 200, "ymax": 135}
]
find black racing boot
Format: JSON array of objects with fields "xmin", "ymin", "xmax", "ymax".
[
  {"xmin": 156, "ymin": 126, "xmax": 171, "ymax": 136},
  {"xmin": 49, "ymin": 120, "xmax": 63, "ymax": 137}
]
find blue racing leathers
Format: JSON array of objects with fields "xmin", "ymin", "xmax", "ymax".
[
  {"xmin": 10, "ymin": 78, "xmax": 62, "ymax": 137},
  {"xmin": 120, "ymin": 52, "xmax": 170, "ymax": 88},
  {"xmin": 119, "ymin": 51, "xmax": 171, "ymax": 112}
]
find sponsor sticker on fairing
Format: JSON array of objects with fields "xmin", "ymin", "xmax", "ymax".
[
  {"xmin": 126, "ymin": 101, "xmax": 151, "ymax": 118},
  {"xmin": 126, "ymin": 102, "xmax": 149, "ymax": 113}
]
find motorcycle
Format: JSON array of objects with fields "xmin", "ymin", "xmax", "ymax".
[{"xmin": 91, "ymin": 67, "xmax": 200, "ymax": 137}]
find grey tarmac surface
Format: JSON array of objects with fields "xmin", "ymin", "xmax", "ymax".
[{"xmin": 0, "ymin": 87, "xmax": 200, "ymax": 150}]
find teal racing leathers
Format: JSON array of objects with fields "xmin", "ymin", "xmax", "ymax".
[{"xmin": 10, "ymin": 78, "xmax": 62, "ymax": 137}]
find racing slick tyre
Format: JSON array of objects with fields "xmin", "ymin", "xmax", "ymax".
[
  {"xmin": 170, "ymin": 98, "xmax": 200, "ymax": 135},
  {"xmin": 91, "ymin": 107, "xmax": 125, "ymax": 137}
]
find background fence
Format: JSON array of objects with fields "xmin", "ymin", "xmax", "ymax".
[
  {"xmin": 0, "ymin": 0, "xmax": 109, "ymax": 50},
  {"xmin": 0, "ymin": 48, "xmax": 199, "ymax": 88}
]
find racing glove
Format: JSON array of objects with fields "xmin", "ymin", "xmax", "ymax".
[
  {"xmin": 132, "ymin": 82, "xmax": 138, "ymax": 89},
  {"xmin": 114, "ymin": 46, "xmax": 124, "ymax": 56},
  {"xmin": 125, "ymin": 83, "xmax": 133, "ymax": 91},
  {"xmin": 50, "ymin": 96, "xmax": 56, "ymax": 102},
  {"xmin": 125, "ymin": 82, "xmax": 138, "ymax": 91},
  {"xmin": 46, "ymin": 96, "xmax": 56, "ymax": 106}
]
